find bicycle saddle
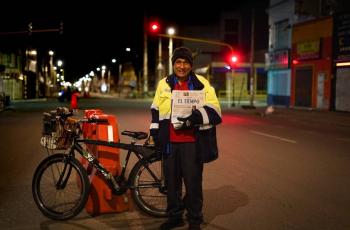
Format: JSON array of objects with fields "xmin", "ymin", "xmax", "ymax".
[{"xmin": 121, "ymin": 131, "xmax": 148, "ymax": 140}]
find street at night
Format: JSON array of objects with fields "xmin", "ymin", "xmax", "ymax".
[
  {"xmin": 0, "ymin": 98, "xmax": 349, "ymax": 229},
  {"xmin": 2, "ymin": 2, "xmax": 350, "ymax": 228}
]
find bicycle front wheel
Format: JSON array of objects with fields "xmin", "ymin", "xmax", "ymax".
[
  {"xmin": 32, "ymin": 153, "xmax": 90, "ymax": 220},
  {"xmin": 129, "ymin": 156, "xmax": 167, "ymax": 217}
]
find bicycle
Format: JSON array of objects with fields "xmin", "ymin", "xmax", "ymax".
[{"xmin": 32, "ymin": 107, "xmax": 167, "ymax": 220}]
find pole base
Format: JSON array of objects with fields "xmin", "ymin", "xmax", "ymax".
[{"xmin": 241, "ymin": 105, "xmax": 256, "ymax": 109}]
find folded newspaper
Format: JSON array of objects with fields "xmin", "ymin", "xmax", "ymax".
[{"xmin": 171, "ymin": 90, "xmax": 205, "ymax": 129}]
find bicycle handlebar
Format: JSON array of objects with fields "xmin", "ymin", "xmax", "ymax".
[{"xmin": 87, "ymin": 118, "xmax": 109, "ymax": 123}]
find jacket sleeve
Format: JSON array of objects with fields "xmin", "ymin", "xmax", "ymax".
[
  {"xmin": 197, "ymin": 85, "xmax": 222, "ymax": 126},
  {"xmin": 150, "ymin": 83, "xmax": 161, "ymax": 130}
]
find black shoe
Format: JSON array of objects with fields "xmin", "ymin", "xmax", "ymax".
[
  {"xmin": 188, "ymin": 224, "xmax": 201, "ymax": 230},
  {"xmin": 159, "ymin": 219, "xmax": 185, "ymax": 230}
]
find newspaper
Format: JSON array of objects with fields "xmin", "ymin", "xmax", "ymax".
[{"xmin": 171, "ymin": 90, "xmax": 205, "ymax": 129}]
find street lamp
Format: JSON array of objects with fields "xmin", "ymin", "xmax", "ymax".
[
  {"xmin": 167, "ymin": 27, "xmax": 175, "ymax": 75},
  {"xmin": 156, "ymin": 37, "xmax": 165, "ymax": 83},
  {"xmin": 227, "ymin": 54, "xmax": 239, "ymax": 108},
  {"xmin": 48, "ymin": 50, "xmax": 54, "ymax": 96},
  {"xmin": 101, "ymin": 65, "xmax": 107, "ymax": 93}
]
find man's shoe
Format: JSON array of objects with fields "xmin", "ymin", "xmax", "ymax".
[
  {"xmin": 188, "ymin": 224, "xmax": 201, "ymax": 230},
  {"xmin": 159, "ymin": 219, "xmax": 185, "ymax": 230}
]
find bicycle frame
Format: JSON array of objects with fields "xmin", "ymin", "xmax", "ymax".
[
  {"xmin": 66, "ymin": 137, "xmax": 162, "ymax": 195},
  {"xmin": 35, "ymin": 109, "xmax": 168, "ymax": 219}
]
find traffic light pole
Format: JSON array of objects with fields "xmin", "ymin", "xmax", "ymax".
[
  {"xmin": 157, "ymin": 33, "xmax": 235, "ymax": 108},
  {"xmin": 248, "ymin": 8, "xmax": 256, "ymax": 109},
  {"xmin": 157, "ymin": 34, "xmax": 234, "ymax": 54},
  {"xmin": 143, "ymin": 16, "xmax": 149, "ymax": 93}
]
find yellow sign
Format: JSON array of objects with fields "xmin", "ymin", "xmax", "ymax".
[{"xmin": 296, "ymin": 40, "xmax": 321, "ymax": 60}]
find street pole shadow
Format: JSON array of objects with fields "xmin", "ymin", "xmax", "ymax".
[
  {"xmin": 38, "ymin": 186, "xmax": 248, "ymax": 230},
  {"xmin": 203, "ymin": 185, "xmax": 249, "ymax": 229},
  {"xmin": 39, "ymin": 217, "xmax": 96, "ymax": 230}
]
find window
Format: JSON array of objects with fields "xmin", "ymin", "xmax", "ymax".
[
  {"xmin": 275, "ymin": 19, "xmax": 290, "ymax": 49},
  {"xmin": 224, "ymin": 34, "xmax": 238, "ymax": 47},
  {"xmin": 224, "ymin": 19, "xmax": 239, "ymax": 47},
  {"xmin": 224, "ymin": 19, "xmax": 239, "ymax": 32}
]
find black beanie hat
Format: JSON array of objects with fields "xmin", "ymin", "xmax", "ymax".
[{"xmin": 171, "ymin": 47, "xmax": 193, "ymax": 66}]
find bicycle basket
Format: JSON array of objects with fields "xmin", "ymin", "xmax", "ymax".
[{"xmin": 40, "ymin": 111, "xmax": 77, "ymax": 150}]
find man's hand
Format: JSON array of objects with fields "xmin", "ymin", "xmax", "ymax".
[
  {"xmin": 149, "ymin": 128, "xmax": 159, "ymax": 146},
  {"xmin": 177, "ymin": 109, "xmax": 203, "ymax": 129}
]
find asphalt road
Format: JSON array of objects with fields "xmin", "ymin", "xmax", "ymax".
[{"xmin": 0, "ymin": 98, "xmax": 349, "ymax": 230}]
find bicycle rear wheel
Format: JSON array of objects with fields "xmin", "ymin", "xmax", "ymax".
[
  {"xmin": 32, "ymin": 153, "xmax": 90, "ymax": 220},
  {"xmin": 129, "ymin": 156, "xmax": 167, "ymax": 217}
]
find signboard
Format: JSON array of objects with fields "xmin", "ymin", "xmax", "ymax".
[
  {"xmin": 265, "ymin": 49, "xmax": 290, "ymax": 70},
  {"xmin": 171, "ymin": 90, "xmax": 204, "ymax": 129},
  {"xmin": 296, "ymin": 39, "xmax": 321, "ymax": 60},
  {"xmin": 334, "ymin": 13, "xmax": 350, "ymax": 62}
]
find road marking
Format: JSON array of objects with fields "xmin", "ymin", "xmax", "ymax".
[
  {"xmin": 250, "ymin": 130, "xmax": 297, "ymax": 144},
  {"xmin": 336, "ymin": 138, "xmax": 350, "ymax": 142}
]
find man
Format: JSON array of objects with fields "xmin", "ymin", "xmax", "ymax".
[{"xmin": 150, "ymin": 47, "xmax": 222, "ymax": 230}]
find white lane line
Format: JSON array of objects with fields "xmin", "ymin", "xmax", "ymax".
[
  {"xmin": 250, "ymin": 130, "xmax": 297, "ymax": 144},
  {"xmin": 336, "ymin": 138, "xmax": 350, "ymax": 142}
]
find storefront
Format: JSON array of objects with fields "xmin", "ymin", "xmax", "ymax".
[
  {"xmin": 266, "ymin": 49, "xmax": 291, "ymax": 106},
  {"xmin": 291, "ymin": 17, "xmax": 333, "ymax": 109},
  {"xmin": 333, "ymin": 12, "xmax": 350, "ymax": 112},
  {"xmin": 199, "ymin": 62, "xmax": 267, "ymax": 103},
  {"xmin": 0, "ymin": 52, "xmax": 24, "ymax": 100}
]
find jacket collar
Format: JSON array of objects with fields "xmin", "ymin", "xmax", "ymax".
[{"xmin": 165, "ymin": 72, "xmax": 204, "ymax": 91}]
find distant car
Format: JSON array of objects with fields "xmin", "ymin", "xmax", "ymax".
[
  {"xmin": 58, "ymin": 90, "xmax": 65, "ymax": 102},
  {"xmin": 57, "ymin": 89, "xmax": 72, "ymax": 102}
]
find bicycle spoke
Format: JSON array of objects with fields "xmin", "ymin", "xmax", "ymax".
[
  {"xmin": 130, "ymin": 158, "xmax": 167, "ymax": 216},
  {"xmin": 33, "ymin": 155, "xmax": 88, "ymax": 219}
]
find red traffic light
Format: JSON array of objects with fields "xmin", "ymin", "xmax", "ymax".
[
  {"xmin": 230, "ymin": 55, "xmax": 238, "ymax": 63},
  {"xmin": 149, "ymin": 21, "xmax": 160, "ymax": 33},
  {"xmin": 227, "ymin": 53, "xmax": 240, "ymax": 67}
]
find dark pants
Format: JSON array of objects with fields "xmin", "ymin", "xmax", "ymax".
[{"xmin": 164, "ymin": 142, "xmax": 203, "ymax": 225}]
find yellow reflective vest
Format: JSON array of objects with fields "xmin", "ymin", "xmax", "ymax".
[{"xmin": 150, "ymin": 73, "xmax": 222, "ymax": 163}]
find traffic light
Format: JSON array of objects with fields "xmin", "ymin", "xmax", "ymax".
[
  {"xmin": 28, "ymin": 22, "xmax": 33, "ymax": 35},
  {"xmin": 149, "ymin": 21, "xmax": 160, "ymax": 34},
  {"xmin": 228, "ymin": 53, "xmax": 239, "ymax": 67},
  {"xmin": 59, "ymin": 21, "xmax": 64, "ymax": 35},
  {"xmin": 230, "ymin": 55, "xmax": 238, "ymax": 63}
]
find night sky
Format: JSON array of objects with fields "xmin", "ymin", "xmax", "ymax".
[{"xmin": 0, "ymin": 1, "xmax": 267, "ymax": 82}]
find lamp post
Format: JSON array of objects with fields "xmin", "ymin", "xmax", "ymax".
[
  {"xmin": 143, "ymin": 15, "xmax": 149, "ymax": 93},
  {"xmin": 57, "ymin": 59, "xmax": 63, "ymax": 88},
  {"xmin": 167, "ymin": 27, "xmax": 175, "ymax": 75},
  {"xmin": 249, "ymin": 8, "xmax": 256, "ymax": 108},
  {"xmin": 156, "ymin": 37, "xmax": 164, "ymax": 83},
  {"xmin": 48, "ymin": 50, "xmax": 54, "ymax": 96}
]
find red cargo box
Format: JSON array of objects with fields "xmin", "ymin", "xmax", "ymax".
[{"xmin": 85, "ymin": 163, "xmax": 131, "ymax": 215}]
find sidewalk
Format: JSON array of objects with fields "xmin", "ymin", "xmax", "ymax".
[
  {"xmin": 227, "ymin": 104, "xmax": 350, "ymax": 128},
  {"xmin": 9, "ymin": 94, "xmax": 350, "ymax": 128}
]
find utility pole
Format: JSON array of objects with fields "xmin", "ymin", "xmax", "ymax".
[
  {"xmin": 168, "ymin": 36, "xmax": 173, "ymax": 75},
  {"xmin": 157, "ymin": 37, "xmax": 164, "ymax": 84},
  {"xmin": 249, "ymin": 8, "xmax": 256, "ymax": 108},
  {"xmin": 143, "ymin": 14, "xmax": 149, "ymax": 94}
]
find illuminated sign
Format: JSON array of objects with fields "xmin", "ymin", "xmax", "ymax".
[
  {"xmin": 296, "ymin": 39, "xmax": 321, "ymax": 60},
  {"xmin": 335, "ymin": 13, "xmax": 350, "ymax": 62},
  {"xmin": 266, "ymin": 49, "xmax": 290, "ymax": 69}
]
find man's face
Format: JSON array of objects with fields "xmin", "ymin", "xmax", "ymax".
[{"xmin": 173, "ymin": 58, "xmax": 192, "ymax": 81}]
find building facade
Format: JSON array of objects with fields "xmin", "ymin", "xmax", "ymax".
[
  {"xmin": 267, "ymin": 0, "xmax": 350, "ymax": 111},
  {"xmin": 291, "ymin": 17, "xmax": 333, "ymax": 109},
  {"xmin": 266, "ymin": 0, "xmax": 294, "ymax": 107},
  {"xmin": 333, "ymin": 12, "xmax": 350, "ymax": 112}
]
